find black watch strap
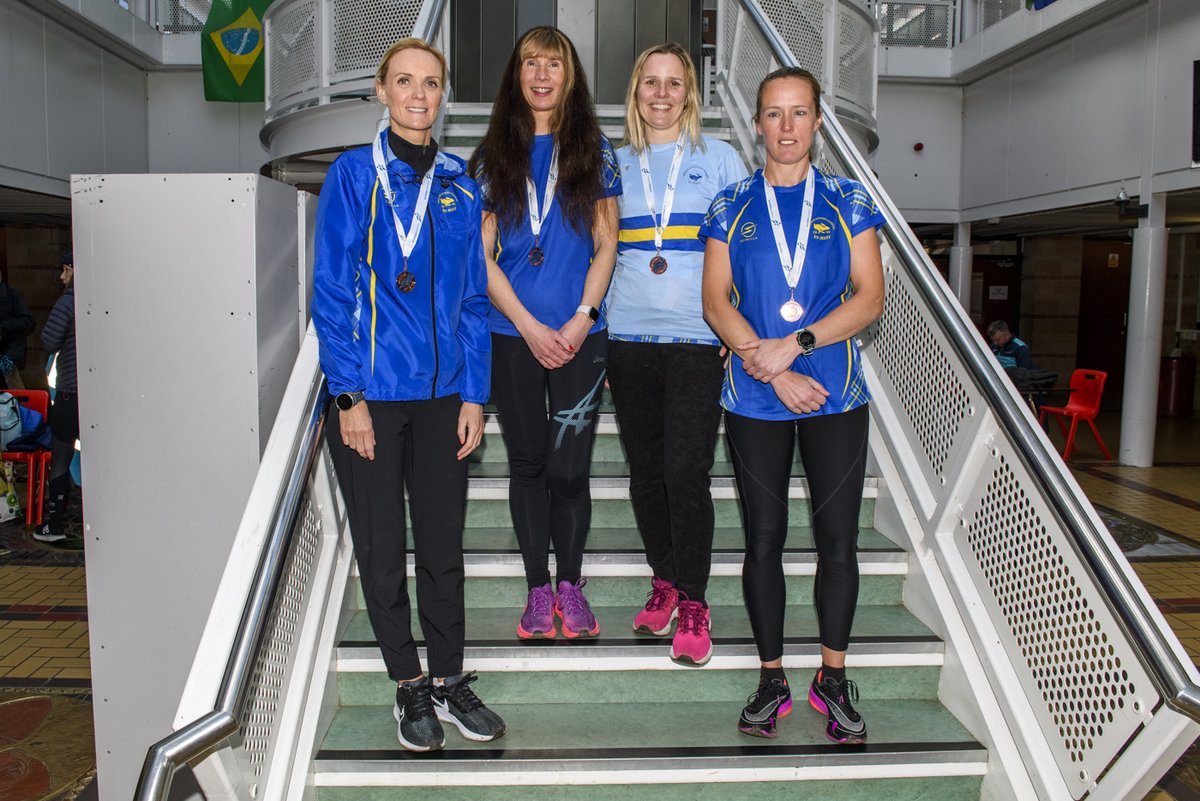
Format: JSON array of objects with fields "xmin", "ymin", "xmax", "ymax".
[{"xmin": 335, "ymin": 391, "xmax": 365, "ymax": 411}]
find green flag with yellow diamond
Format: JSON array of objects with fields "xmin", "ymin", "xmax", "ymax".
[{"xmin": 201, "ymin": 0, "xmax": 273, "ymax": 102}]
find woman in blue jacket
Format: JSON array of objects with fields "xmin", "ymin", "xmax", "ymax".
[{"xmin": 311, "ymin": 38, "xmax": 502, "ymax": 754}]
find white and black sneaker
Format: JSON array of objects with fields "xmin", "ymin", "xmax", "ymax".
[
  {"xmin": 808, "ymin": 671, "xmax": 867, "ymax": 744},
  {"xmin": 433, "ymin": 672, "xmax": 506, "ymax": 742},
  {"xmin": 393, "ymin": 677, "xmax": 445, "ymax": 752},
  {"xmin": 737, "ymin": 676, "xmax": 792, "ymax": 738}
]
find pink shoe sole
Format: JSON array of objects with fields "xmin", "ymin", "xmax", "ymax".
[
  {"xmin": 556, "ymin": 609, "xmax": 600, "ymax": 638},
  {"xmin": 516, "ymin": 623, "xmax": 557, "ymax": 639}
]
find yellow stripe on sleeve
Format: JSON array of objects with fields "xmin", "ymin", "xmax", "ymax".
[
  {"xmin": 368, "ymin": 177, "xmax": 380, "ymax": 374},
  {"xmin": 452, "ymin": 181, "xmax": 475, "ymax": 200}
]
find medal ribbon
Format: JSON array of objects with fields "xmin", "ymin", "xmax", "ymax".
[
  {"xmin": 762, "ymin": 164, "xmax": 816, "ymax": 298},
  {"xmin": 637, "ymin": 134, "xmax": 687, "ymax": 255},
  {"xmin": 372, "ymin": 117, "xmax": 436, "ymax": 268},
  {"xmin": 525, "ymin": 144, "xmax": 560, "ymax": 241}
]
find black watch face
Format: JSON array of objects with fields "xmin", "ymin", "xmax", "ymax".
[
  {"xmin": 798, "ymin": 330, "xmax": 816, "ymax": 352},
  {"xmin": 336, "ymin": 393, "xmax": 354, "ymax": 411}
]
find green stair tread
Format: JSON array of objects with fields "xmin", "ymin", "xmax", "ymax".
[
  {"xmin": 457, "ymin": 525, "xmax": 899, "ymax": 552},
  {"xmin": 355, "ymin": 575, "xmax": 905, "ymax": 609},
  {"xmin": 339, "ymin": 603, "xmax": 935, "ymax": 647},
  {"xmin": 467, "ymin": 461, "xmax": 747, "ymax": 478},
  {"xmin": 317, "ymin": 699, "xmax": 978, "ymax": 754},
  {"xmin": 337, "ymin": 666, "xmax": 942, "ymax": 707},
  {"xmin": 317, "ymin": 776, "xmax": 983, "ymax": 801}
]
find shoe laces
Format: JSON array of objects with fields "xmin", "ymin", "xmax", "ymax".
[
  {"xmin": 527, "ymin": 584, "xmax": 554, "ymax": 617},
  {"xmin": 557, "ymin": 578, "xmax": 590, "ymax": 617},
  {"xmin": 677, "ymin": 601, "xmax": 707, "ymax": 635},
  {"xmin": 821, "ymin": 675, "xmax": 860, "ymax": 708},
  {"xmin": 745, "ymin": 677, "xmax": 787, "ymax": 713},
  {"xmin": 440, "ymin": 672, "xmax": 485, "ymax": 713},
  {"xmin": 398, "ymin": 681, "xmax": 436, "ymax": 721},
  {"xmin": 644, "ymin": 580, "xmax": 675, "ymax": 611}
]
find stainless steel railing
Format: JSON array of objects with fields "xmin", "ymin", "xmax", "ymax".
[{"xmin": 133, "ymin": 364, "xmax": 328, "ymax": 801}]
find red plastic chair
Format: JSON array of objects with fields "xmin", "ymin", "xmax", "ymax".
[
  {"xmin": 1038, "ymin": 370, "xmax": 1113, "ymax": 461},
  {"xmin": 1, "ymin": 390, "xmax": 52, "ymax": 525}
]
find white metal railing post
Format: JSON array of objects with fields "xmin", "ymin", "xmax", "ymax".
[{"xmin": 319, "ymin": 0, "xmax": 332, "ymax": 108}]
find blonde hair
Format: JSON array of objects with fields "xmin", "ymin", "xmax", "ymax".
[
  {"xmin": 622, "ymin": 43, "xmax": 704, "ymax": 154},
  {"xmin": 375, "ymin": 37, "xmax": 448, "ymax": 86}
]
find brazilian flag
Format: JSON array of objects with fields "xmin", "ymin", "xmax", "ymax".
[{"xmin": 201, "ymin": 0, "xmax": 273, "ymax": 102}]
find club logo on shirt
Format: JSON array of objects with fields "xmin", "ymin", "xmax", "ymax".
[
  {"xmin": 739, "ymin": 221, "xmax": 758, "ymax": 242},
  {"xmin": 687, "ymin": 166, "xmax": 708, "ymax": 183},
  {"xmin": 438, "ymin": 192, "xmax": 458, "ymax": 214},
  {"xmin": 812, "ymin": 217, "xmax": 834, "ymax": 241}
]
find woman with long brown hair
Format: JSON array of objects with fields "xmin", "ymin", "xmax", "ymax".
[{"xmin": 469, "ymin": 26, "xmax": 620, "ymax": 641}]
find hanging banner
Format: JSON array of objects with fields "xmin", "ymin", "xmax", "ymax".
[{"xmin": 201, "ymin": 0, "xmax": 273, "ymax": 102}]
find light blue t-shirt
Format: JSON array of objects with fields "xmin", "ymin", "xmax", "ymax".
[
  {"xmin": 607, "ymin": 136, "xmax": 747, "ymax": 344},
  {"xmin": 699, "ymin": 168, "xmax": 886, "ymax": 421},
  {"xmin": 487, "ymin": 134, "xmax": 623, "ymax": 337}
]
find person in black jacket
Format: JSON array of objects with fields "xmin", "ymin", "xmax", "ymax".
[
  {"xmin": 0, "ymin": 272, "xmax": 34, "ymax": 390},
  {"xmin": 34, "ymin": 253, "xmax": 77, "ymax": 545}
]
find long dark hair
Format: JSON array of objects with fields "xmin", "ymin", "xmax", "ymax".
[{"xmin": 468, "ymin": 26, "xmax": 606, "ymax": 236}]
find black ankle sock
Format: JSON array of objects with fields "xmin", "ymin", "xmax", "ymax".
[
  {"xmin": 761, "ymin": 666, "xmax": 786, "ymax": 684},
  {"xmin": 819, "ymin": 664, "xmax": 846, "ymax": 682}
]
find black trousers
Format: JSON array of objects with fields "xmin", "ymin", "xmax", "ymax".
[
  {"xmin": 607, "ymin": 340, "xmax": 724, "ymax": 602},
  {"xmin": 44, "ymin": 391, "xmax": 80, "ymax": 535},
  {"xmin": 325, "ymin": 395, "xmax": 467, "ymax": 680},
  {"xmin": 491, "ymin": 331, "xmax": 607, "ymax": 589},
  {"xmin": 725, "ymin": 403, "xmax": 870, "ymax": 661}
]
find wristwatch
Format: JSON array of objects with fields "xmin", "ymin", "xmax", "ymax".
[
  {"xmin": 576, "ymin": 304, "xmax": 600, "ymax": 323},
  {"xmin": 335, "ymin": 391, "xmax": 365, "ymax": 411},
  {"xmin": 795, "ymin": 328, "xmax": 816, "ymax": 356}
]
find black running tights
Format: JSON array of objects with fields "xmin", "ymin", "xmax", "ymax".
[
  {"xmin": 491, "ymin": 331, "xmax": 608, "ymax": 589},
  {"xmin": 725, "ymin": 404, "xmax": 870, "ymax": 661}
]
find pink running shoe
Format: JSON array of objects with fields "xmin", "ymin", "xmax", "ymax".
[
  {"xmin": 633, "ymin": 577, "xmax": 679, "ymax": 635},
  {"xmin": 671, "ymin": 600, "xmax": 713, "ymax": 666},
  {"xmin": 555, "ymin": 578, "xmax": 600, "ymax": 638},
  {"xmin": 517, "ymin": 583, "xmax": 556, "ymax": 639}
]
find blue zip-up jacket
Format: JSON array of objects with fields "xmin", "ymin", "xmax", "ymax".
[{"xmin": 312, "ymin": 140, "xmax": 491, "ymax": 404}]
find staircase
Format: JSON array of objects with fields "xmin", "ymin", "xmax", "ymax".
[
  {"xmin": 439, "ymin": 103, "xmax": 735, "ymax": 161},
  {"xmin": 309, "ymin": 393, "xmax": 988, "ymax": 799}
]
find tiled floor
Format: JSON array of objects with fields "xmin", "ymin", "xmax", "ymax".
[{"xmin": 1, "ymin": 410, "xmax": 1198, "ymax": 801}]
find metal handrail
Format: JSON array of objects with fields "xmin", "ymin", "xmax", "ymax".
[
  {"xmin": 739, "ymin": 0, "xmax": 1200, "ymax": 723},
  {"xmin": 133, "ymin": 369, "xmax": 328, "ymax": 801}
]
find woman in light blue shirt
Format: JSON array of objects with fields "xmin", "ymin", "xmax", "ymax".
[{"xmin": 607, "ymin": 42, "xmax": 747, "ymax": 668}]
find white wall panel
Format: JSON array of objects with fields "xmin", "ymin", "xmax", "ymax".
[
  {"xmin": 1005, "ymin": 44, "xmax": 1072, "ymax": 201},
  {"xmin": 102, "ymin": 52, "xmax": 149, "ymax": 173},
  {"xmin": 875, "ymin": 82, "xmax": 963, "ymax": 222},
  {"xmin": 45, "ymin": 22, "xmax": 106, "ymax": 180},
  {"xmin": 3, "ymin": 3, "xmax": 51, "ymax": 179},
  {"xmin": 961, "ymin": 72, "xmax": 1010, "ymax": 210},
  {"xmin": 147, "ymin": 71, "xmax": 269, "ymax": 175},
  {"xmin": 1153, "ymin": 0, "xmax": 1200, "ymax": 179},
  {"xmin": 1067, "ymin": 15, "xmax": 1145, "ymax": 189}
]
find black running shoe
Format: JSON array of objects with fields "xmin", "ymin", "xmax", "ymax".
[
  {"xmin": 737, "ymin": 676, "xmax": 792, "ymax": 738},
  {"xmin": 808, "ymin": 672, "xmax": 867, "ymax": 744},
  {"xmin": 433, "ymin": 671, "xmax": 506, "ymax": 742},
  {"xmin": 393, "ymin": 678, "xmax": 445, "ymax": 752}
]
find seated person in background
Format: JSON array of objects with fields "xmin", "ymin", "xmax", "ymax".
[{"xmin": 987, "ymin": 320, "xmax": 1033, "ymax": 370}]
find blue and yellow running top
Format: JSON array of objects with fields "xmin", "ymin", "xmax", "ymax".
[
  {"xmin": 699, "ymin": 167, "xmax": 885, "ymax": 421},
  {"xmin": 608, "ymin": 136, "xmax": 747, "ymax": 345}
]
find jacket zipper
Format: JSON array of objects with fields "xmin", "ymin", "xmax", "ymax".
[{"xmin": 428, "ymin": 210, "xmax": 440, "ymax": 399}]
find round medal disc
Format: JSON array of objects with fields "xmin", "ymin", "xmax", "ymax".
[
  {"xmin": 649, "ymin": 255, "xmax": 668, "ymax": 275},
  {"xmin": 528, "ymin": 247, "xmax": 545, "ymax": 267},
  {"xmin": 780, "ymin": 300, "xmax": 803, "ymax": 322},
  {"xmin": 396, "ymin": 271, "xmax": 416, "ymax": 293}
]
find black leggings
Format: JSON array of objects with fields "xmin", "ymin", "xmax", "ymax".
[
  {"xmin": 607, "ymin": 340, "xmax": 724, "ymax": 601},
  {"xmin": 725, "ymin": 404, "xmax": 870, "ymax": 661},
  {"xmin": 491, "ymin": 331, "xmax": 608, "ymax": 588}
]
